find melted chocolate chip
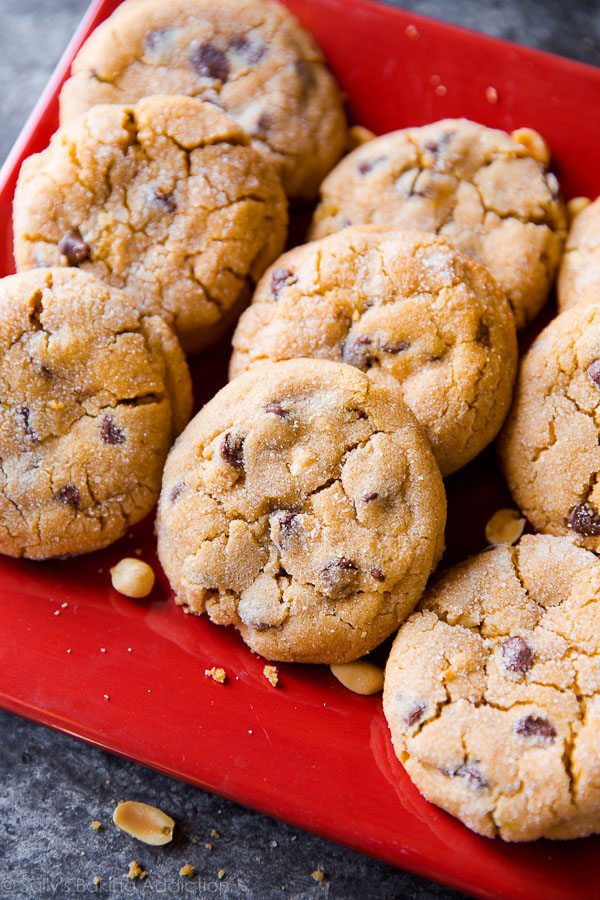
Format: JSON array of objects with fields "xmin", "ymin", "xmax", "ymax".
[
  {"xmin": 58, "ymin": 230, "xmax": 90, "ymax": 266},
  {"xmin": 220, "ymin": 431, "xmax": 245, "ymax": 469},
  {"xmin": 568, "ymin": 502, "xmax": 600, "ymax": 536},
  {"xmin": 190, "ymin": 43, "xmax": 230, "ymax": 81},
  {"xmin": 381, "ymin": 341, "xmax": 410, "ymax": 354},
  {"xmin": 476, "ymin": 319, "xmax": 490, "ymax": 346},
  {"xmin": 362, "ymin": 491, "xmax": 379, "ymax": 502},
  {"xmin": 501, "ymin": 636, "xmax": 534, "ymax": 675},
  {"xmin": 100, "ymin": 416, "xmax": 126, "ymax": 446},
  {"xmin": 453, "ymin": 761, "xmax": 488, "ymax": 790},
  {"xmin": 587, "ymin": 359, "xmax": 600, "ymax": 388},
  {"xmin": 271, "ymin": 509, "xmax": 300, "ymax": 550},
  {"xmin": 271, "ymin": 268, "xmax": 298, "ymax": 299},
  {"xmin": 265, "ymin": 401, "xmax": 289, "ymax": 419},
  {"xmin": 370, "ymin": 567, "xmax": 385, "ymax": 582},
  {"xmin": 405, "ymin": 702, "xmax": 425, "ymax": 727},
  {"xmin": 515, "ymin": 715, "xmax": 556, "ymax": 742},
  {"xmin": 320, "ymin": 557, "xmax": 358, "ymax": 598},
  {"xmin": 56, "ymin": 484, "xmax": 80, "ymax": 508},
  {"xmin": 153, "ymin": 190, "xmax": 177, "ymax": 213},
  {"xmin": 229, "ymin": 34, "xmax": 267, "ymax": 64},
  {"xmin": 342, "ymin": 334, "xmax": 372, "ymax": 371},
  {"xmin": 357, "ymin": 155, "xmax": 387, "ymax": 175},
  {"xmin": 169, "ymin": 483, "xmax": 184, "ymax": 504}
]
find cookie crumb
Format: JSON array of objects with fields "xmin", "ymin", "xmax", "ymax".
[
  {"xmin": 93, "ymin": 876, "xmax": 101, "ymax": 887},
  {"xmin": 179, "ymin": 864, "xmax": 195, "ymax": 877},
  {"xmin": 311, "ymin": 869, "xmax": 327, "ymax": 882},
  {"xmin": 209, "ymin": 828, "xmax": 220, "ymax": 839},
  {"xmin": 217, "ymin": 869, "xmax": 226, "ymax": 880},
  {"xmin": 485, "ymin": 86, "xmax": 498, "ymax": 104},
  {"xmin": 263, "ymin": 664, "xmax": 279, "ymax": 687},
  {"xmin": 405, "ymin": 24, "xmax": 419, "ymax": 39},
  {"xmin": 103, "ymin": 694, "xmax": 110, "ymax": 701},
  {"xmin": 205, "ymin": 667, "xmax": 227, "ymax": 684},
  {"xmin": 204, "ymin": 842, "xmax": 213, "ymax": 850},
  {"xmin": 90, "ymin": 820, "xmax": 102, "ymax": 831},
  {"xmin": 435, "ymin": 84, "xmax": 447, "ymax": 97},
  {"xmin": 126, "ymin": 860, "xmax": 147, "ymax": 880}
]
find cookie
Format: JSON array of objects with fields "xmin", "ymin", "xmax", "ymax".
[
  {"xmin": 157, "ymin": 358, "xmax": 446, "ymax": 663},
  {"xmin": 13, "ymin": 95, "xmax": 288, "ymax": 354},
  {"xmin": 58, "ymin": 0, "xmax": 347, "ymax": 199},
  {"xmin": 230, "ymin": 227, "xmax": 517, "ymax": 476},
  {"xmin": 383, "ymin": 534, "xmax": 600, "ymax": 842},
  {"xmin": 558, "ymin": 197, "xmax": 600, "ymax": 312},
  {"xmin": 311, "ymin": 118, "xmax": 567, "ymax": 329},
  {"xmin": 499, "ymin": 301, "xmax": 600, "ymax": 550},
  {"xmin": 0, "ymin": 268, "xmax": 192, "ymax": 559}
]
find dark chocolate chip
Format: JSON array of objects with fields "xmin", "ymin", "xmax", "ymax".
[
  {"xmin": 100, "ymin": 415, "xmax": 126, "ymax": 446},
  {"xmin": 476, "ymin": 319, "xmax": 490, "ymax": 347},
  {"xmin": 568, "ymin": 502, "xmax": 600, "ymax": 536},
  {"xmin": 515, "ymin": 715, "xmax": 556, "ymax": 742},
  {"xmin": 190, "ymin": 42, "xmax": 230, "ymax": 81},
  {"xmin": 381, "ymin": 341, "xmax": 410, "ymax": 354},
  {"xmin": 145, "ymin": 28, "xmax": 170, "ymax": 51},
  {"xmin": 342, "ymin": 334, "xmax": 372, "ymax": 371},
  {"xmin": 320, "ymin": 557, "xmax": 358, "ymax": 598},
  {"xmin": 501, "ymin": 636, "xmax": 534, "ymax": 675},
  {"xmin": 453, "ymin": 761, "xmax": 488, "ymax": 790},
  {"xmin": 56, "ymin": 484, "xmax": 80, "ymax": 508},
  {"xmin": 255, "ymin": 113, "xmax": 271, "ymax": 135},
  {"xmin": 271, "ymin": 267, "xmax": 298, "ymax": 299},
  {"xmin": 370, "ymin": 567, "xmax": 385, "ymax": 582},
  {"xmin": 265, "ymin": 401, "xmax": 289, "ymax": 419},
  {"xmin": 220, "ymin": 431, "xmax": 245, "ymax": 469},
  {"xmin": 153, "ymin": 190, "xmax": 177, "ymax": 213},
  {"xmin": 169, "ymin": 483, "xmax": 184, "ymax": 504},
  {"xmin": 271, "ymin": 509, "xmax": 300, "ymax": 550},
  {"xmin": 424, "ymin": 131, "xmax": 452, "ymax": 156},
  {"xmin": 36, "ymin": 363, "xmax": 53, "ymax": 380},
  {"xmin": 58, "ymin": 230, "xmax": 90, "ymax": 267},
  {"xmin": 17, "ymin": 406, "xmax": 39, "ymax": 441},
  {"xmin": 348, "ymin": 406, "xmax": 368, "ymax": 420},
  {"xmin": 357, "ymin": 155, "xmax": 387, "ymax": 175},
  {"xmin": 405, "ymin": 702, "xmax": 425, "ymax": 727},
  {"xmin": 362, "ymin": 491, "xmax": 379, "ymax": 502},
  {"xmin": 228, "ymin": 34, "xmax": 267, "ymax": 64},
  {"xmin": 295, "ymin": 59, "xmax": 316, "ymax": 92},
  {"xmin": 587, "ymin": 359, "xmax": 600, "ymax": 388}
]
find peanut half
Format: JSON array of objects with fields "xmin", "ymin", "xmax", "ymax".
[
  {"xmin": 113, "ymin": 801, "xmax": 175, "ymax": 846},
  {"xmin": 510, "ymin": 127, "xmax": 551, "ymax": 167},
  {"xmin": 110, "ymin": 558, "xmax": 155, "ymax": 598},
  {"xmin": 330, "ymin": 660, "xmax": 384, "ymax": 695},
  {"xmin": 485, "ymin": 508, "xmax": 526, "ymax": 546}
]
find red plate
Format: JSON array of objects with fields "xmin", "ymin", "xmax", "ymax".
[{"xmin": 1, "ymin": 2, "xmax": 600, "ymax": 898}]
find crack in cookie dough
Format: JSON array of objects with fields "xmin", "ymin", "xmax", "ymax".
[
  {"xmin": 499, "ymin": 302, "xmax": 600, "ymax": 549},
  {"xmin": 157, "ymin": 359, "xmax": 446, "ymax": 663},
  {"xmin": 58, "ymin": 0, "xmax": 347, "ymax": 199},
  {"xmin": 230, "ymin": 227, "xmax": 517, "ymax": 476},
  {"xmin": 311, "ymin": 119, "xmax": 567, "ymax": 329},
  {"xmin": 383, "ymin": 534, "xmax": 600, "ymax": 841},
  {"xmin": 0, "ymin": 268, "xmax": 192, "ymax": 559},
  {"xmin": 13, "ymin": 95, "xmax": 288, "ymax": 354},
  {"xmin": 558, "ymin": 197, "xmax": 600, "ymax": 312}
]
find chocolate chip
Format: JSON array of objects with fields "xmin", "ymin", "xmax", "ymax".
[
  {"xmin": 56, "ymin": 484, "xmax": 80, "ymax": 508},
  {"xmin": 342, "ymin": 334, "xmax": 372, "ymax": 371},
  {"xmin": 17, "ymin": 406, "xmax": 37, "ymax": 440},
  {"xmin": 381, "ymin": 341, "xmax": 410, "ymax": 354},
  {"xmin": 271, "ymin": 509, "xmax": 300, "ymax": 550},
  {"xmin": 476, "ymin": 319, "xmax": 490, "ymax": 346},
  {"xmin": 153, "ymin": 190, "xmax": 177, "ymax": 213},
  {"xmin": 357, "ymin": 155, "xmax": 387, "ymax": 175},
  {"xmin": 145, "ymin": 28, "xmax": 170, "ymax": 51},
  {"xmin": 295, "ymin": 59, "xmax": 316, "ymax": 93},
  {"xmin": 405, "ymin": 702, "xmax": 425, "ymax": 727},
  {"xmin": 271, "ymin": 268, "xmax": 298, "ymax": 299},
  {"xmin": 362, "ymin": 491, "xmax": 379, "ymax": 502},
  {"xmin": 568, "ymin": 502, "xmax": 600, "ymax": 536},
  {"xmin": 348, "ymin": 406, "xmax": 368, "ymax": 420},
  {"xmin": 453, "ymin": 761, "xmax": 488, "ymax": 790},
  {"xmin": 370, "ymin": 567, "xmax": 385, "ymax": 582},
  {"xmin": 220, "ymin": 431, "xmax": 244, "ymax": 469},
  {"xmin": 100, "ymin": 415, "xmax": 125, "ymax": 446},
  {"xmin": 265, "ymin": 401, "xmax": 289, "ymax": 419},
  {"xmin": 515, "ymin": 715, "xmax": 556, "ymax": 742},
  {"xmin": 229, "ymin": 34, "xmax": 267, "ymax": 64},
  {"xmin": 501, "ymin": 636, "xmax": 534, "ymax": 675},
  {"xmin": 58, "ymin": 230, "xmax": 90, "ymax": 266},
  {"xmin": 320, "ymin": 557, "xmax": 358, "ymax": 598},
  {"xmin": 587, "ymin": 359, "xmax": 600, "ymax": 388},
  {"xmin": 255, "ymin": 113, "xmax": 271, "ymax": 135},
  {"xmin": 424, "ymin": 131, "xmax": 452, "ymax": 157},
  {"xmin": 169, "ymin": 483, "xmax": 184, "ymax": 504},
  {"xmin": 36, "ymin": 363, "xmax": 53, "ymax": 380},
  {"xmin": 190, "ymin": 43, "xmax": 229, "ymax": 81}
]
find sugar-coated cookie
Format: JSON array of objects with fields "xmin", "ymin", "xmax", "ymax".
[{"xmin": 558, "ymin": 197, "xmax": 600, "ymax": 312}]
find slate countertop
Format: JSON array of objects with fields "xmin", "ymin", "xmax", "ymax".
[{"xmin": 1, "ymin": 1, "xmax": 599, "ymax": 898}]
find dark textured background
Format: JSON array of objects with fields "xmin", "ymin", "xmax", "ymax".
[{"xmin": 1, "ymin": 1, "xmax": 599, "ymax": 897}]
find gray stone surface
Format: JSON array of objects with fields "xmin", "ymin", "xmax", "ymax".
[{"xmin": 0, "ymin": 1, "xmax": 599, "ymax": 898}]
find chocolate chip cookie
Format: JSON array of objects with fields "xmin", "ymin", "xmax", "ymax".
[
  {"xmin": 13, "ymin": 95, "xmax": 288, "ymax": 354},
  {"xmin": 311, "ymin": 118, "xmax": 567, "ymax": 329},
  {"xmin": 157, "ymin": 358, "xmax": 446, "ymax": 663},
  {"xmin": 499, "ymin": 301, "xmax": 600, "ymax": 550},
  {"xmin": 58, "ymin": 0, "xmax": 347, "ymax": 199},
  {"xmin": 230, "ymin": 227, "xmax": 517, "ymax": 476},
  {"xmin": 0, "ymin": 268, "xmax": 192, "ymax": 559},
  {"xmin": 558, "ymin": 197, "xmax": 600, "ymax": 312},
  {"xmin": 384, "ymin": 534, "xmax": 600, "ymax": 841}
]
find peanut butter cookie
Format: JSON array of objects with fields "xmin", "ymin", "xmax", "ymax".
[
  {"xmin": 157, "ymin": 358, "xmax": 446, "ymax": 663},
  {"xmin": 558, "ymin": 197, "xmax": 600, "ymax": 312},
  {"xmin": 230, "ymin": 227, "xmax": 517, "ymax": 476},
  {"xmin": 0, "ymin": 268, "xmax": 192, "ymax": 559},
  {"xmin": 311, "ymin": 119, "xmax": 567, "ymax": 329},
  {"xmin": 499, "ymin": 301, "xmax": 600, "ymax": 550},
  {"xmin": 58, "ymin": 0, "xmax": 347, "ymax": 199},
  {"xmin": 13, "ymin": 95, "xmax": 288, "ymax": 353},
  {"xmin": 384, "ymin": 534, "xmax": 600, "ymax": 841}
]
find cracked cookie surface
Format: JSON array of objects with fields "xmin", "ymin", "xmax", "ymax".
[
  {"xmin": 499, "ymin": 302, "xmax": 600, "ymax": 550},
  {"xmin": 311, "ymin": 118, "xmax": 567, "ymax": 329},
  {"xmin": 157, "ymin": 358, "xmax": 446, "ymax": 663},
  {"xmin": 58, "ymin": 0, "xmax": 347, "ymax": 199},
  {"xmin": 13, "ymin": 95, "xmax": 288, "ymax": 354},
  {"xmin": 558, "ymin": 198, "xmax": 600, "ymax": 312},
  {"xmin": 0, "ymin": 268, "xmax": 192, "ymax": 559},
  {"xmin": 383, "ymin": 533, "xmax": 600, "ymax": 841},
  {"xmin": 230, "ymin": 227, "xmax": 517, "ymax": 476}
]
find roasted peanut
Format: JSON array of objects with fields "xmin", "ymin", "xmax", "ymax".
[
  {"xmin": 330, "ymin": 660, "xmax": 384, "ymax": 695},
  {"xmin": 113, "ymin": 801, "xmax": 174, "ymax": 846}
]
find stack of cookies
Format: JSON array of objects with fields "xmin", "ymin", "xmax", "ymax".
[{"xmin": 4, "ymin": 0, "xmax": 600, "ymax": 844}]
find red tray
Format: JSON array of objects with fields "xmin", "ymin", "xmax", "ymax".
[{"xmin": 1, "ymin": 2, "xmax": 600, "ymax": 898}]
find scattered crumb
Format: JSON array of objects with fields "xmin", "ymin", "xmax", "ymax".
[
  {"xmin": 209, "ymin": 828, "xmax": 220, "ymax": 839},
  {"xmin": 127, "ymin": 648, "xmax": 133, "ymax": 653},
  {"xmin": 93, "ymin": 876, "xmax": 101, "ymax": 887},
  {"xmin": 103, "ymin": 694, "xmax": 110, "ymax": 701},
  {"xmin": 48, "ymin": 399, "xmax": 65, "ymax": 411},
  {"xmin": 61, "ymin": 602, "xmax": 68, "ymax": 609},
  {"xmin": 126, "ymin": 860, "xmax": 147, "ymax": 880},
  {"xmin": 100, "ymin": 648, "xmax": 106, "ymax": 654},
  {"xmin": 311, "ymin": 869, "xmax": 327, "ymax": 883},
  {"xmin": 263, "ymin": 665, "xmax": 279, "ymax": 687},
  {"xmin": 217, "ymin": 869, "xmax": 226, "ymax": 880},
  {"xmin": 486, "ymin": 86, "xmax": 499, "ymax": 104},
  {"xmin": 248, "ymin": 729, "xmax": 253, "ymax": 735},
  {"xmin": 405, "ymin": 23, "xmax": 419, "ymax": 39},
  {"xmin": 205, "ymin": 667, "xmax": 227, "ymax": 684},
  {"xmin": 134, "ymin": 548, "xmax": 143, "ymax": 557},
  {"xmin": 66, "ymin": 649, "xmax": 72, "ymax": 654},
  {"xmin": 179, "ymin": 864, "xmax": 195, "ymax": 878},
  {"xmin": 435, "ymin": 84, "xmax": 447, "ymax": 97},
  {"xmin": 90, "ymin": 820, "xmax": 102, "ymax": 831},
  {"xmin": 54, "ymin": 610, "xmax": 61, "ymax": 617},
  {"xmin": 205, "ymin": 842, "xmax": 213, "ymax": 850},
  {"xmin": 430, "ymin": 74, "xmax": 441, "ymax": 86}
]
